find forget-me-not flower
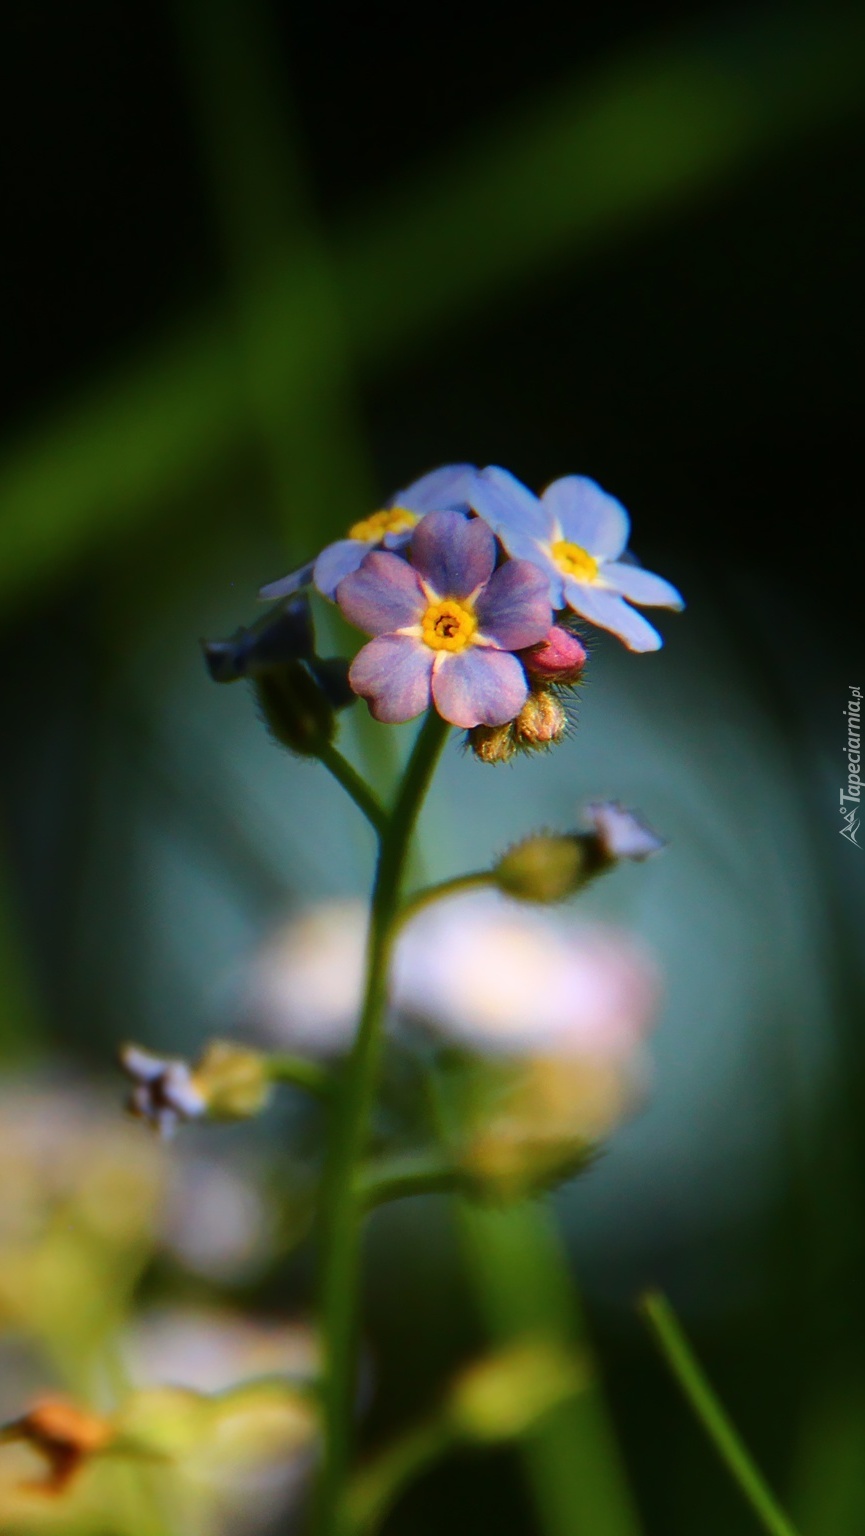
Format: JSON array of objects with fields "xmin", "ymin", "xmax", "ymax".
[
  {"xmin": 337, "ymin": 509, "xmax": 551, "ymax": 727},
  {"xmin": 258, "ymin": 463, "xmax": 482, "ymax": 603},
  {"xmin": 468, "ymin": 466, "xmax": 683, "ymax": 652}
]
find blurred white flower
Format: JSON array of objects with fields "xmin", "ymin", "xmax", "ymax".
[
  {"xmin": 123, "ymin": 1305, "xmax": 318, "ymax": 1394},
  {"xmin": 245, "ymin": 891, "xmax": 660, "ymax": 1065},
  {"xmin": 245, "ymin": 901, "xmax": 368, "ymax": 1056},
  {"xmin": 393, "ymin": 890, "xmax": 661, "ymax": 1058},
  {"xmin": 160, "ymin": 1155, "xmax": 275, "ymax": 1285}
]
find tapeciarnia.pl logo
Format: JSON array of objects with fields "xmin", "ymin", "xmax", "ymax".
[{"xmin": 840, "ymin": 686, "xmax": 862, "ymax": 847}]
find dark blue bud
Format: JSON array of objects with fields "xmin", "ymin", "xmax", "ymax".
[
  {"xmin": 202, "ymin": 596, "xmax": 315, "ymax": 684},
  {"xmin": 308, "ymin": 657, "xmax": 355, "ymax": 711}
]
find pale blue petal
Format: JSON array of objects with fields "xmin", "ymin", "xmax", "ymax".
[
  {"xmin": 410, "ymin": 510, "xmax": 495, "ymax": 599},
  {"xmin": 390, "ymin": 463, "xmax": 481, "ymax": 514},
  {"xmin": 470, "ymin": 465, "xmax": 552, "ymax": 542},
  {"xmin": 475, "ymin": 559, "xmax": 552, "ymax": 649},
  {"xmin": 432, "ymin": 648, "xmax": 528, "ymax": 728},
  {"xmin": 336, "ymin": 550, "xmax": 425, "ymax": 635},
  {"xmin": 542, "ymin": 477, "xmax": 630, "ymax": 559},
  {"xmin": 381, "ymin": 527, "xmax": 416, "ymax": 550},
  {"xmin": 563, "ymin": 581, "xmax": 662, "ymax": 652},
  {"xmin": 349, "ymin": 636, "xmax": 433, "ymax": 723},
  {"xmin": 313, "ymin": 541, "xmax": 369, "ymax": 599},
  {"xmin": 258, "ymin": 560, "xmax": 315, "ymax": 601},
  {"xmin": 585, "ymin": 801, "xmax": 666, "ymax": 860},
  {"xmin": 603, "ymin": 562, "xmax": 684, "ymax": 609}
]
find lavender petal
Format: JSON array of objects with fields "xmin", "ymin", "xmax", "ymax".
[
  {"xmin": 410, "ymin": 509, "xmax": 496, "ymax": 599},
  {"xmin": 475, "ymin": 558, "xmax": 552, "ymax": 649},
  {"xmin": 349, "ymin": 636, "xmax": 434, "ymax": 722},
  {"xmin": 390, "ymin": 463, "xmax": 481, "ymax": 514},
  {"xmin": 337, "ymin": 550, "xmax": 426, "ymax": 636},
  {"xmin": 432, "ymin": 647, "xmax": 528, "ymax": 728}
]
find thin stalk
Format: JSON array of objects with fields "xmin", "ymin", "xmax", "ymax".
[
  {"xmin": 314, "ymin": 710, "xmax": 450, "ymax": 1536},
  {"xmin": 317, "ymin": 741, "xmax": 387, "ymax": 834},
  {"xmin": 267, "ymin": 1053, "xmax": 332, "ymax": 1100},
  {"xmin": 395, "ymin": 869, "xmax": 494, "ymax": 929},
  {"xmin": 344, "ymin": 1417, "xmax": 456, "ymax": 1536},
  {"xmin": 355, "ymin": 1150, "xmax": 461, "ymax": 1210},
  {"xmin": 639, "ymin": 1291, "xmax": 801, "ymax": 1536}
]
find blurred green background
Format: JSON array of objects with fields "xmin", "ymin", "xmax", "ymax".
[{"xmin": 3, "ymin": 1, "xmax": 865, "ymax": 1532}]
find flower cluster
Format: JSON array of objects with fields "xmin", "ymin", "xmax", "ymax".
[{"xmin": 259, "ymin": 463, "xmax": 683, "ymax": 739}]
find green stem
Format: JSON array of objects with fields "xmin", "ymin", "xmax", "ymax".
[
  {"xmin": 639, "ymin": 1290, "xmax": 801, "ymax": 1536},
  {"xmin": 355, "ymin": 1149, "xmax": 462, "ymax": 1210},
  {"xmin": 395, "ymin": 869, "xmax": 495, "ymax": 929},
  {"xmin": 317, "ymin": 740, "xmax": 387, "ymax": 834},
  {"xmin": 314, "ymin": 710, "xmax": 450, "ymax": 1536},
  {"xmin": 344, "ymin": 1416, "xmax": 456, "ymax": 1536},
  {"xmin": 267, "ymin": 1052, "xmax": 332, "ymax": 1100}
]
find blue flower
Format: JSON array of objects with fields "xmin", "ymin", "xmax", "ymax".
[
  {"xmin": 258, "ymin": 463, "xmax": 482, "ymax": 603},
  {"xmin": 468, "ymin": 467, "xmax": 684, "ymax": 652},
  {"xmin": 337, "ymin": 510, "xmax": 552, "ymax": 727}
]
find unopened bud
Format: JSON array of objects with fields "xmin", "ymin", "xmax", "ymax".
[
  {"xmin": 190, "ymin": 1040, "xmax": 272, "ymax": 1120},
  {"xmin": 202, "ymin": 597, "xmax": 315, "ymax": 683},
  {"xmin": 494, "ymin": 833, "xmax": 588, "ymax": 903},
  {"xmin": 467, "ymin": 720, "xmax": 517, "ymax": 765},
  {"xmin": 120, "ymin": 1040, "xmax": 271, "ymax": 1137},
  {"xmin": 449, "ymin": 1341, "xmax": 586, "ymax": 1443},
  {"xmin": 254, "ymin": 661, "xmax": 338, "ymax": 756},
  {"xmin": 518, "ymin": 626, "xmax": 587, "ymax": 686},
  {"xmin": 514, "ymin": 690, "xmax": 567, "ymax": 750}
]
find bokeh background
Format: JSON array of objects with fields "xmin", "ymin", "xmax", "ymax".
[{"xmin": 3, "ymin": 1, "xmax": 865, "ymax": 1532}]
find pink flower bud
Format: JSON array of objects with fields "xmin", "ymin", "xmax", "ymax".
[{"xmin": 518, "ymin": 626, "xmax": 587, "ymax": 684}]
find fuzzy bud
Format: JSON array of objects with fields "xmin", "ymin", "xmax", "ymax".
[
  {"xmin": 494, "ymin": 833, "xmax": 589, "ymax": 903},
  {"xmin": 120, "ymin": 1040, "xmax": 271, "ymax": 1137},
  {"xmin": 518, "ymin": 626, "xmax": 587, "ymax": 686},
  {"xmin": 449, "ymin": 1341, "xmax": 586, "ymax": 1443},
  {"xmin": 514, "ymin": 690, "xmax": 567, "ymax": 750},
  {"xmin": 467, "ymin": 720, "xmax": 518, "ymax": 765},
  {"xmin": 189, "ymin": 1040, "xmax": 272, "ymax": 1120},
  {"xmin": 202, "ymin": 597, "xmax": 315, "ymax": 683},
  {"xmin": 254, "ymin": 661, "xmax": 338, "ymax": 757}
]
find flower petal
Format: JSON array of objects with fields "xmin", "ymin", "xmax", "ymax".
[
  {"xmin": 585, "ymin": 802, "xmax": 666, "ymax": 860},
  {"xmin": 563, "ymin": 581, "xmax": 662, "ymax": 652},
  {"xmin": 541, "ymin": 477, "xmax": 630, "ymax": 559},
  {"xmin": 313, "ymin": 540, "xmax": 369, "ymax": 600},
  {"xmin": 470, "ymin": 465, "xmax": 552, "ymax": 542},
  {"xmin": 336, "ymin": 550, "xmax": 426, "ymax": 636},
  {"xmin": 432, "ymin": 648, "xmax": 528, "ymax": 728},
  {"xmin": 410, "ymin": 510, "xmax": 496, "ymax": 599},
  {"xmin": 258, "ymin": 560, "xmax": 315, "ymax": 602},
  {"xmin": 475, "ymin": 559, "xmax": 552, "ymax": 649},
  {"xmin": 603, "ymin": 562, "xmax": 684, "ymax": 609},
  {"xmin": 349, "ymin": 636, "xmax": 433, "ymax": 723},
  {"xmin": 390, "ymin": 463, "xmax": 480, "ymax": 514}
]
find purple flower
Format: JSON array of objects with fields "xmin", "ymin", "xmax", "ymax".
[
  {"xmin": 258, "ymin": 463, "xmax": 482, "ymax": 603},
  {"xmin": 337, "ymin": 510, "xmax": 552, "ymax": 727},
  {"xmin": 468, "ymin": 467, "xmax": 684, "ymax": 652}
]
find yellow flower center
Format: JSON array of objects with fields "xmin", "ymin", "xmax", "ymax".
[
  {"xmin": 551, "ymin": 539, "xmax": 599, "ymax": 582},
  {"xmin": 421, "ymin": 598, "xmax": 478, "ymax": 653},
  {"xmin": 347, "ymin": 506, "xmax": 419, "ymax": 542}
]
